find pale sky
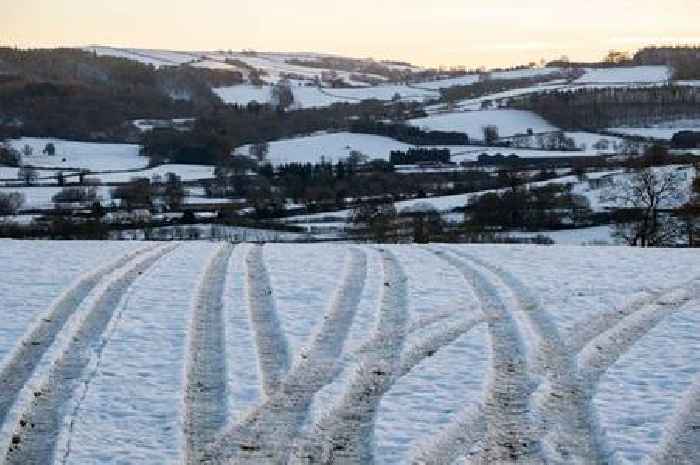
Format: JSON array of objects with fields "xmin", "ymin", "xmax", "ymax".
[{"xmin": 3, "ymin": 0, "xmax": 699, "ymax": 68}]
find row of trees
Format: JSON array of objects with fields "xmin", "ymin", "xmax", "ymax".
[
  {"xmin": 513, "ymin": 86, "xmax": 700, "ymax": 130},
  {"xmin": 349, "ymin": 119, "xmax": 469, "ymax": 146},
  {"xmin": 389, "ymin": 148, "xmax": 451, "ymax": 165}
]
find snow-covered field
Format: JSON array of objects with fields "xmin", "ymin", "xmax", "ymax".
[
  {"xmin": 6, "ymin": 138, "xmax": 146, "ymax": 172},
  {"xmin": 608, "ymin": 124, "xmax": 700, "ymax": 140},
  {"xmin": 235, "ymin": 132, "xmax": 413, "ymax": 165},
  {"xmin": 0, "ymin": 242, "xmax": 698, "ymax": 464},
  {"xmin": 575, "ymin": 66, "xmax": 671, "ymax": 84},
  {"xmin": 409, "ymin": 109, "xmax": 558, "ymax": 140},
  {"xmin": 215, "ymin": 83, "xmax": 438, "ymax": 108}
]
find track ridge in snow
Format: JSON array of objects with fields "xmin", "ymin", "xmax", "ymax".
[
  {"xmin": 206, "ymin": 247, "xmax": 368, "ymax": 465},
  {"xmin": 431, "ymin": 248, "xmax": 544, "ymax": 464},
  {"xmin": 184, "ymin": 244, "xmax": 235, "ymax": 465},
  {"xmin": 290, "ymin": 248, "xmax": 408, "ymax": 465},
  {"xmin": 1, "ymin": 244, "xmax": 177, "ymax": 465},
  {"xmin": 446, "ymin": 248, "xmax": 604, "ymax": 464},
  {"xmin": 578, "ymin": 283, "xmax": 700, "ymax": 383},
  {"xmin": 246, "ymin": 245, "xmax": 291, "ymax": 398},
  {"xmin": 0, "ymin": 244, "xmax": 155, "ymax": 438},
  {"xmin": 649, "ymin": 374, "xmax": 700, "ymax": 465}
]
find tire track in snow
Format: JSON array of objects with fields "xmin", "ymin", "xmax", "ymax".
[
  {"xmin": 431, "ymin": 249, "xmax": 544, "ymax": 465},
  {"xmin": 649, "ymin": 375, "xmax": 700, "ymax": 465},
  {"xmin": 184, "ymin": 244, "xmax": 235, "ymax": 465},
  {"xmin": 578, "ymin": 283, "xmax": 700, "ymax": 384},
  {"xmin": 0, "ymin": 244, "xmax": 155, "ymax": 435},
  {"xmin": 205, "ymin": 247, "xmax": 368, "ymax": 465},
  {"xmin": 410, "ymin": 405, "xmax": 486, "ymax": 465},
  {"xmin": 446, "ymin": 248, "xmax": 604, "ymax": 465},
  {"xmin": 246, "ymin": 244, "xmax": 291, "ymax": 398},
  {"xmin": 290, "ymin": 248, "xmax": 408, "ymax": 465},
  {"xmin": 1, "ymin": 244, "xmax": 177, "ymax": 465}
]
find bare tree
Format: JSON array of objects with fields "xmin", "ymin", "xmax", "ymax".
[{"xmin": 603, "ymin": 167, "xmax": 685, "ymax": 246}]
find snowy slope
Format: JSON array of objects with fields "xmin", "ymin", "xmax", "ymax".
[
  {"xmin": 576, "ymin": 66, "xmax": 671, "ymax": 84},
  {"xmin": 408, "ymin": 109, "xmax": 558, "ymax": 140},
  {"xmin": 0, "ymin": 242, "xmax": 699, "ymax": 464},
  {"xmin": 235, "ymin": 132, "xmax": 414, "ymax": 165},
  {"xmin": 7, "ymin": 138, "xmax": 146, "ymax": 171}
]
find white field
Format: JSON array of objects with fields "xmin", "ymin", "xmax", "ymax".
[
  {"xmin": 608, "ymin": 127, "xmax": 700, "ymax": 140},
  {"xmin": 575, "ymin": 66, "xmax": 671, "ymax": 84},
  {"xmin": 408, "ymin": 109, "xmax": 558, "ymax": 140},
  {"xmin": 0, "ymin": 242, "xmax": 698, "ymax": 464},
  {"xmin": 235, "ymin": 132, "xmax": 413, "ymax": 165},
  {"xmin": 7, "ymin": 138, "xmax": 147, "ymax": 171},
  {"xmin": 214, "ymin": 83, "xmax": 438, "ymax": 108},
  {"xmin": 85, "ymin": 46, "xmax": 198, "ymax": 67}
]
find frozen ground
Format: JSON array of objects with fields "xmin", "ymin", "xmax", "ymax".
[
  {"xmin": 6, "ymin": 138, "xmax": 146, "ymax": 171},
  {"xmin": 408, "ymin": 109, "xmax": 558, "ymax": 140},
  {"xmin": 235, "ymin": 132, "xmax": 413, "ymax": 165},
  {"xmin": 575, "ymin": 66, "xmax": 671, "ymax": 84},
  {"xmin": 0, "ymin": 242, "xmax": 698, "ymax": 464}
]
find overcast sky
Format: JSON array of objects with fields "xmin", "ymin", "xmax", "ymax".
[{"xmin": 4, "ymin": 0, "xmax": 699, "ymax": 68}]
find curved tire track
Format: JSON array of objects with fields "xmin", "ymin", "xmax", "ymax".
[
  {"xmin": 649, "ymin": 375, "xmax": 700, "ymax": 465},
  {"xmin": 446, "ymin": 248, "xmax": 604, "ymax": 464},
  {"xmin": 1, "ymin": 244, "xmax": 177, "ymax": 465},
  {"xmin": 184, "ymin": 244, "xmax": 235, "ymax": 465},
  {"xmin": 206, "ymin": 247, "xmax": 368, "ymax": 465},
  {"xmin": 290, "ymin": 248, "xmax": 408, "ymax": 465},
  {"xmin": 246, "ymin": 245, "xmax": 291, "ymax": 398},
  {"xmin": 431, "ymin": 249, "xmax": 544, "ymax": 465},
  {"xmin": 0, "ymin": 244, "xmax": 155, "ymax": 435}
]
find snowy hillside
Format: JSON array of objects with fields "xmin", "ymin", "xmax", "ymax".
[
  {"xmin": 0, "ymin": 242, "xmax": 698, "ymax": 464},
  {"xmin": 409, "ymin": 109, "xmax": 558, "ymax": 140},
  {"xmin": 575, "ymin": 65, "xmax": 671, "ymax": 84}
]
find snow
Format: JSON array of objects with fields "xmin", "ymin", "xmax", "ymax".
[
  {"xmin": 85, "ymin": 46, "xmax": 196, "ymax": 67},
  {"xmin": 408, "ymin": 109, "xmax": 558, "ymax": 140},
  {"xmin": 61, "ymin": 243, "xmax": 214, "ymax": 465},
  {"xmin": 510, "ymin": 225, "xmax": 617, "ymax": 245},
  {"xmin": 0, "ymin": 241, "xmax": 144, "ymax": 368},
  {"xmin": 236, "ymin": 132, "xmax": 413, "ymax": 165},
  {"xmin": 213, "ymin": 85, "xmax": 272, "ymax": 105},
  {"xmin": 0, "ymin": 186, "xmax": 109, "ymax": 209},
  {"xmin": 414, "ymin": 68, "xmax": 562, "ymax": 91},
  {"xmin": 1, "ymin": 242, "xmax": 700, "ymax": 464},
  {"xmin": 263, "ymin": 244, "xmax": 348, "ymax": 361},
  {"xmin": 7, "ymin": 138, "xmax": 146, "ymax": 171},
  {"xmin": 576, "ymin": 66, "xmax": 671, "ymax": 84},
  {"xmin": 92, "ymin": 165, "xmax": 215, "ymax": 183},
  {"xmin": 608, "ymin": 127, "xmax": 700, "ymax": 140},
  {"xmin": 215, "ymin": 83, "xmax": 438, "ymax": 108},
  {"xmin": 594, "ymin": 305, "xmax": 700, "ymax": 465}
]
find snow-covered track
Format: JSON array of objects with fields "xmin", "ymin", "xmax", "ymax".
[
  {"xmin": 246, "ymin": 245, "xmax": 291, "ymax": 397},
  {"xmin": 205, "ymin": 247, "xmax": 368, "ymax": 465},
  {"xmin": 410, "ymin": 406, "xmax": 486, "ymax": 465},
  {"xmin": 290, "ymin": 248, "xmax": 408, "ymax": 465},
  {"xmin": 431, "ymin": 248, "xmax": 545, "ymax": 464},
  {"xmin": 0, "ymin": 244, "xmax": 155, "ymax": 435},
  {"xmin": 649, "ymin": 375, "xmax": 700, "ymax": 465},
  {"xmin": 446, "ymin": 248, "xmax": 604, "ymax": 464},
  {"xmin": 184, "ymin": 244, "xmax": 235, "ymax": 465},
  {"xmin": 1, "ymin": 244, "xmax": 177, "ymax": 465},
  {"xmin": 578, "ymin": 283, "xmax": 700, "ymax": 384}
]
